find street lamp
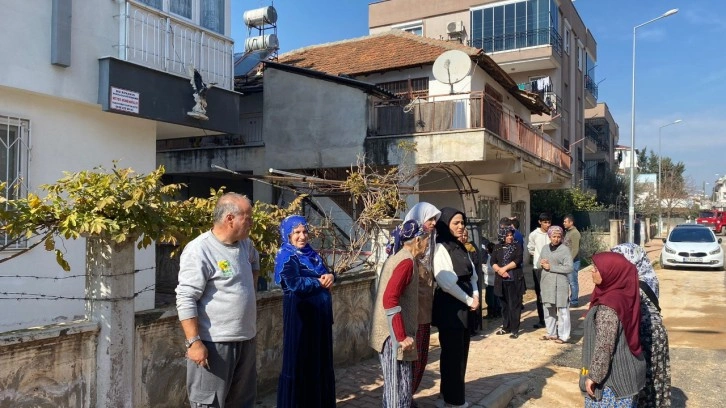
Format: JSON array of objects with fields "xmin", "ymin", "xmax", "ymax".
[
  {"xmin": 657, "ymin": 119, "xmax": 682, "ymax": 236},
  {"xmin": 628, "ymin": 8, "xmax": 679, "ymax": 243}
]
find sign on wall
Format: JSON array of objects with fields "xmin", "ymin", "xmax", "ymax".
[{"xmin": 110, "ymin": 87, "xmax": 140, "ymax": 114}]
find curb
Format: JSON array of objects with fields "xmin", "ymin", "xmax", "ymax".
[{"xmin": 475, "ymin": 377, "xmax": 529, "ymax": 408}]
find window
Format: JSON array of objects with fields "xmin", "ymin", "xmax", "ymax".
[
  {"xmin": 563, "ymin": 20, "xmax": 571, "ymax": 55},
  {"xmin": 376, "ymin": 77, "xmax": 429, "ymax": 98},
  {"xmin": 392, "ymin": 20, "xmax": 423, "ymax": 36},
  {"xmin": 133, "ymin": 0, "xmax": 226, "ymax": 34},
  {"xmin": 471, "ymin": 0, "xmax": 560, "ymax": 53},
  {"xmin": 577, "ymin": 40, "xmax": 584, "ymax": 71},
  {"xmin": 1, "ymin": 115, "xmax": 30, "ymax": 249}
]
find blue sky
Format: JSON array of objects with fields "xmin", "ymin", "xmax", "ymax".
[{"xmin": 231, "ymin": 0, "xmax": 726, "ymax": 193}]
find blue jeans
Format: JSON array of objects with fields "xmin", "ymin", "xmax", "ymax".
[{"xmin": 568, "ymin": 259, "xmax": 581, "ymax": 305}]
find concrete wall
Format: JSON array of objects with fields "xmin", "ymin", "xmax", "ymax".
[
  {"xmin": 0, "ymin": 272, "xmax": 376, "ymax": 407},
  {"xmin": 0, "ymin": 87, "xmax": 156, "ymax": 332},
  {"xmin": 263, "ymin": 68, "xmax": 369, "ymax": 170}
]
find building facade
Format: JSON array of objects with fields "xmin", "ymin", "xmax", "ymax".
[
  {"xmin": 369, "ymin": 0, "xmax": 598, "ymax": 189},
  {"xmin": 0, "ymin": 0, "xmax": 240, "ymax": 331},
  {"xmin": 584, "ymin": 102, "xmax": 619, "ymax": 190}
]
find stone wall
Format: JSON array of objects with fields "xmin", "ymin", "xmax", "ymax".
[{"xmin": 0, "ymin": 271, "xmax": 377, "ymax": 407}]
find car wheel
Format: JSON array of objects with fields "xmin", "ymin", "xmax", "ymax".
[{"xmin": 660, "ymin": 256, "xmax": 668, "ymax": 270}]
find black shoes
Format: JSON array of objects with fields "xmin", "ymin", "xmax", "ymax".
[
  {"xmin": 533, "ymin": 321, "xmax": 546, "ymax": 329},
  {"xmin": 509, "ymin": 332, "xmax": 519, "ymax": 339},
  {"xmin": 495, "ymin": 328, "xmax": 509, "ymax": 335}
]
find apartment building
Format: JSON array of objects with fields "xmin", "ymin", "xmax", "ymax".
[
  {"xmin": 369, "ymin": 0, "xmax": 598, "ymax": 188},
  {"xmin": 0, "ymin": 0, "xmax": 240, "ymax": 331},
  {"xmin": 584, "ymin": 102, "xmax": 619, "ymax": 189}
]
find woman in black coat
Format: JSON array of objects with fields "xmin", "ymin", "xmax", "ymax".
[
  {"xmin": 431, "ymin": 207, "xmax": 480, "ymax": 407},
  {"xmin": 490, "ymin": 225, "xmax": 525, "ymax": 338}
]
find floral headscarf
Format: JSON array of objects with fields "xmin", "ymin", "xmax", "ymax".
[
  {"xmin": 547, "ymin": 225, "xmax": 563, "ymax": 237},
  {"xmin": 273, "ymin": 215, "xmax": 328, "ymax": 284},
  {"xmin": 611, "ymin": 242, "xmax": 659, "ymax": 297},
  {"xmin": 387, "ymin": 220, "xmax": 426, "ymax": 256}
]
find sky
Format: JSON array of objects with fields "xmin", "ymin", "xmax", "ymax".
[{"xmin": 230, "ymin": 0, "xmax": 726, "ymax": 194}]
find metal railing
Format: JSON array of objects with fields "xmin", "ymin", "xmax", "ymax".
[
  {"xmin": 471, "ymin": 27, "xmax": 562, "ymax": 56},
  {"xmin": 584, "ymin": 74, "xmax": 599, "ymax": 100},
  {"xmin": 117, "ymin": 1, "xmax": 234, "ymax": 90},
  {"xmin": 368, "ymin": 93, "xmax": 571, "ymax": 171}
]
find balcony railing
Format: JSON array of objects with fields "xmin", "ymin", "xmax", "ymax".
[
  {"xmin": 584, "ymin": 74, "xmax": 599, "ymax": 100},
  {"xmin": 116, "ymin": 1, "xmax": 234, "ymax": 90},
  {"xmin": 471, "ymin": 27, "xmax": 563, "ymax": 57},
  {"xmin": 368, "ymin": 93, "xmax": 571, "ymax": 171},
  {"xmin": 516, "ymin": 78, "xmax": 561, "ymax": 117}
]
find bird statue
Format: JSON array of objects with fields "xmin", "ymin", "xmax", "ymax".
[{"xmin": 187, "ymin": 66, "xmax": 215, "ymax": 120}]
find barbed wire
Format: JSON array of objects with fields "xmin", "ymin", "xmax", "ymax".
[
  {"xmin": 0, "ymin": 266, "xmax": 156, "ymax": 280},
  {"xmin": 0, "ymin": 284, "xmax": 156, "ymax": 302}
]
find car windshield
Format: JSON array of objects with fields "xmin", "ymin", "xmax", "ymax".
[
  {"xmin": 669, "ymin": 228, "xmax": 716, "ymax": 243},
  {"xmin": 698, "ymin": 211, "xmax": 715, "ymax": 218}
]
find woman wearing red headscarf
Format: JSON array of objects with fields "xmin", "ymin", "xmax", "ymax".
[{"xmin": 580, "ymin": 252, "xmax": 646, "ymax": 407}]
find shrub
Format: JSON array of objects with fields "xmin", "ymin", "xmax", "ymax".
[{"xmin": 579, "ymin": 226, "xmax": 608, "ymax": 267}]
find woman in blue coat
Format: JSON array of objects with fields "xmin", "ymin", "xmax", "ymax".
[{"xmin": 275, "ymin": 215, "xmax": 336, "ymax": 407}]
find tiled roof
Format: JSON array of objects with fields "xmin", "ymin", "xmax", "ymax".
[
  {"xmin": 277, "ymin": 31, "xmax": 549, "ymax": 114},
  {"xmin": 278, "ymin": 30, "xmax": 480, "ymax": 76}
]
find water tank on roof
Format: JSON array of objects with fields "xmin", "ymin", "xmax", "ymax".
[
  {"xmin": 243, "ymin": 6, "xmax": 277, "ymax": 28},
  {"xmin": 244, "ymin": 34, "xmax": 278, "ymax": 52}
]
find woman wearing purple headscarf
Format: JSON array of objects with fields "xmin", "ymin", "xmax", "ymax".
[
  {"xmin": 275, "ymin": 215, "xmax": 336, "ymax": 407},
  {"xmin": 538, "ymin": 225, "xmax": 573, "ymax": 343}
]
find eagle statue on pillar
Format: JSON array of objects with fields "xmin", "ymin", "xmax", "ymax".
[{"xmin": 187, "ymin": 66, "xmax": 215, "ymax": 120}]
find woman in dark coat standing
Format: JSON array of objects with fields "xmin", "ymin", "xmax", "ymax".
[
  {"xmin": 490, "ymin": 225, "xmax": 525, "ymax": 338},
  {"xmin": 274, "ymin": 215, "xmax": 336, "ymax": 407},
  {"xmin": 432, "ymin": 207, "xmax": 479, "ymax": 407}
]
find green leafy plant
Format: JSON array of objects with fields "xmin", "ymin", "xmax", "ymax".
[
  {"xmin": 0, "ymin": 163, "xmax": 222, "ymax": 270},
  {"xmin": 579, "ymin": 226, "xmax": 608, "ymax": 267}
]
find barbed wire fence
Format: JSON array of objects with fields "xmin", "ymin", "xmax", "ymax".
[{"xmin": 0, "ymin": 266, "xmax": 157, "ymax": 302}]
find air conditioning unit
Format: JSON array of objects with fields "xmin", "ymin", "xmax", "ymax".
[
  {"xmin": 447, "ymin": 21, "xmax": 465, "ymax": 35},
  {"xmin": 501, "ymin": 186, "xmax": 512, "ymax": 204}
]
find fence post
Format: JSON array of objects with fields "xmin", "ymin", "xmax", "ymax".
[{"xmin": 85, "ymin": 236, "xmax": 135, "ymax": 408}]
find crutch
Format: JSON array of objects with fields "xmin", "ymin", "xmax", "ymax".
[{"xmin": 385, "ymin": 305, "xmax": 402, "ymax": 406}]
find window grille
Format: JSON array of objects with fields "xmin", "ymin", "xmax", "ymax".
[
  {"xmin": 376, "ymin": 77, "xmax": 429, "ymax": 99},
  {"xmin": 1, "ymin": 115, "xmax": 30, "ymax": 249}
]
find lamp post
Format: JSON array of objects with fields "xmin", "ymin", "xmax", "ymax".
[
  {"xmin": 628, "ymin": 8, "xmax": 679, "ymax": 243},
  {"xmin": 657, "ymin": 119, "xmax": 682, "ymax": 236}
]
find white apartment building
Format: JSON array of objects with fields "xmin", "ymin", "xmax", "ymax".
[{"xmin": 0, "ymin": 0, "xmax": 240, "ymax": 331}]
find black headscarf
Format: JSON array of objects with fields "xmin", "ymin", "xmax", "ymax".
[{"xmin": 435, "ymin": 207, "xmax": 472, "ymax": 279}]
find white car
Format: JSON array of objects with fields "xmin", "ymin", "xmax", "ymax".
[{"xmin": 660, "ymin": 224, "xmax": 724, "ymax": 270}]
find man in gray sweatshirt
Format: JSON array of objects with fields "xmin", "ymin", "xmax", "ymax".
[{"xmin": 176, "ymin": 192, "xmax": 257, "ymax": 407}]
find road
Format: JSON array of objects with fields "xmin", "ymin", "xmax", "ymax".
[{"xmin": 511, "ymin": 242, "xmax": 726, "ymax": 407}]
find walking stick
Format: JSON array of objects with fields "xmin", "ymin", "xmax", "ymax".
[{"xmin": 385, "ymin": 305, "xmax": 402, "ymax": 406}]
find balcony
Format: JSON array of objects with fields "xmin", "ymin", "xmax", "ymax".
[
  {"xmin": 472, "ymin": 28, "xmax": 563, "ymax": 72},
  {"xmin": 367, "ymin": 92, "xmax": 571, "ymax": 172},
  {"xmin": 584, "ymin": 74, "xmax": 598, "ymax": 108},
  {"xmin": 116, "ymin": 1, "xmax": 234, "ymax": 90}
]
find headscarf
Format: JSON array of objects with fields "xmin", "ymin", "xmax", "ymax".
[
  {"xmin": 273, "ymin": 215, "xmax": 328, "ymax": 284},
  {"xmin": 496, "ymin": 226, "xmax": 517, "ymax": 263},
  {"xmin": 611, "ymin": 243, "xmax": 659, "ymax": 297},
  {"xmin": 590, "ymin": 252, "xmax": 642, "ymax": 356},
  {"xmin": 387, "ymin": 220, "xmax": 426, "ymax": 256},
  {"xmin": 435, "ymin": 207, "xmax": 466, "ymax": 246},
  {"xmin": 547, "ymin": 225, "xmax": 563, "ymax": 237},
  {"xmin": 399, "ymin": 202, "xmax": 440, "ymax": 262},
  {"xmin": 435, "ymin": 207, "xmax": 474, "ymax": 281}
]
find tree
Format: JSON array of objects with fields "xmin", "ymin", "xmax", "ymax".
[{"xmin": 588, "ymin": 166, "xmax": 627, "ymax": 207}]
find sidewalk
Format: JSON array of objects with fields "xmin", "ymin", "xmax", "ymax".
[{"xmin": 257, "ymin": 241, "xmax": 664, "ymax": 407}]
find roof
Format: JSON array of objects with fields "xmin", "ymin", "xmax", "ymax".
[
  {"xmin": 278, "ymin": 31, "xmax": 549, "ymax": 114},
  {"xmin": 262, "ymin": 61, "xmax": 396, "ymax": 99}
]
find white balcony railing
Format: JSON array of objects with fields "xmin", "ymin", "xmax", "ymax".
[{"xmin": 116, "ymin": 1, "xmax": 234, "ymax": 90}]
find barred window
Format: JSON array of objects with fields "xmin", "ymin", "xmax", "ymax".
[
  {"xmin": 376, "ymin": 77, "xmax": 429, "ymax": 99},
  {"xmin": 1, "ymin": 115, "xmax": 30, "ymax": 249}
]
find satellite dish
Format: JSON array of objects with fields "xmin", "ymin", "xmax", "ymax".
[{"xmin": 432, "ymin": 50, "xmax": 472, "ymax": 93}]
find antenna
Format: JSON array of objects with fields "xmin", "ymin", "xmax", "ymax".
[{"xmin": 432, "ymin": 50, "xmax": 472, "ymax": 94}]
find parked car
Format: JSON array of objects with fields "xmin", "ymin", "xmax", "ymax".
[{"xmin": 660, "ymin": 224, "xmax": 724, "ymax": 270}]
